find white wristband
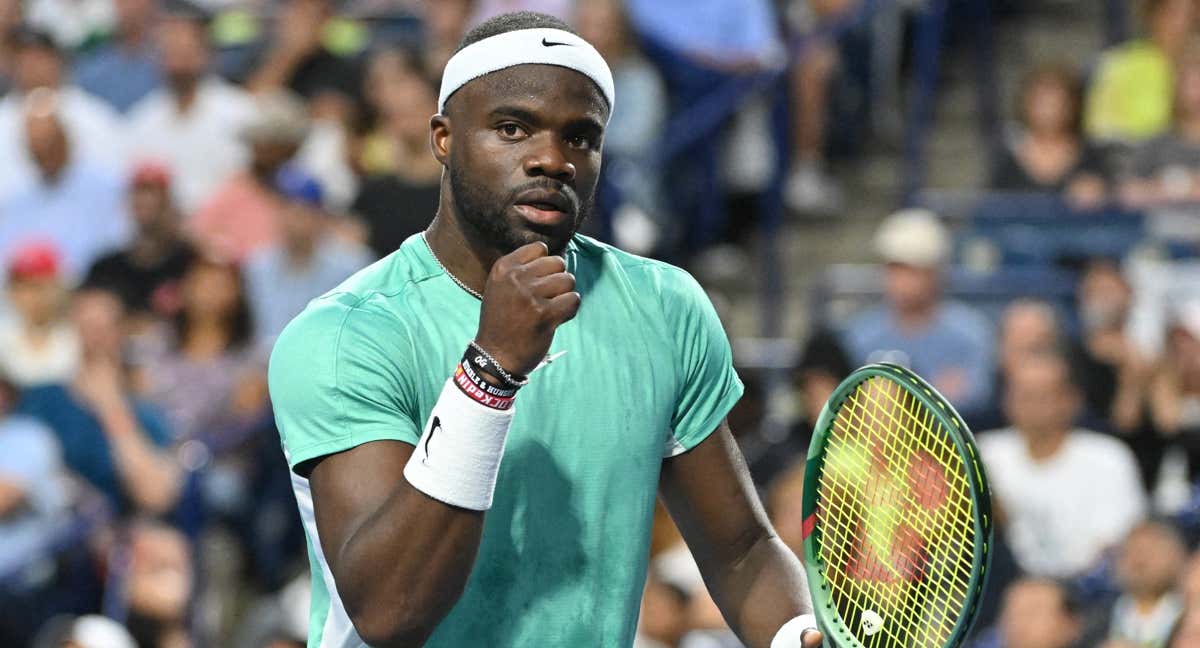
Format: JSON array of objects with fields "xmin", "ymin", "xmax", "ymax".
[
  {"xmin": 771, "ymin": 614, "xmax": 818, "ymax": 648},
  {"xmin": 403, "ymin": 377, "xmax": 515, "ymax": 510}
]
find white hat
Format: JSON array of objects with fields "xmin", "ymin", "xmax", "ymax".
[
  {"xmin": 873, "ymin": 208, "xmax": 951, "ymax": 268},
  {"xmin": 69, "ymin": 615, "xmax": 137, "ymax": 648}
]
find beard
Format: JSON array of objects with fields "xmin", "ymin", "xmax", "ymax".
[{"xmin": 448, "ymin": 160, "xmax": 592, "ymax": 256}]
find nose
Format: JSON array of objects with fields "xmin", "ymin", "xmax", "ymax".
[{"xmin": 523, "ymin": 134, "xmax": 576, "ymax": 183}]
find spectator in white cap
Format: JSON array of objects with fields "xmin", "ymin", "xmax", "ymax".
[{"xmin": 842, "ymin": 208, "xmax": 996, "ymax": 414}]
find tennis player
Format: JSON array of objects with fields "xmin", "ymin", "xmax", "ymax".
[{"xmin": 269, "ymin": 11, "xmax": 822, "ymax": 648}]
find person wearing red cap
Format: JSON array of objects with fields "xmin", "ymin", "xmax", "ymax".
[
  {"xmin": 0, "ymin": 241, "xmax": 80, "ymax": 387},
  {"xmin": 82, "ymin": 161, "xmax": 197, "ymax": 322}
]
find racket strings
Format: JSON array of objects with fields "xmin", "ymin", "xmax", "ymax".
[{"xmin": 815, "ymin": 375, "xmax": 978, "ymax": 647}]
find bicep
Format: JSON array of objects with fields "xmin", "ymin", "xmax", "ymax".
[
  {"xmin": 659, "ymin": 421, "xmax": 772, "ymax": 567},
  {"xmin": 308, "ymin": 439, "xmax": 415, "ymax": 575}
]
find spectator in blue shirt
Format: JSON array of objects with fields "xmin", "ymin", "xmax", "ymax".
[
  {"xmin": 245, "ymin": 165, "xmax": 372, "ymax": 345},
  {"xmin": 72, "ymin": 0, "xmax": 161, "ymax": 113},
  {"xmin": 842, "ymin": 208, "xmax": 996, "ymax": 414},
  {"xmin": 18, "ymin": 288, "xmax": 181, "ymax": 515}
]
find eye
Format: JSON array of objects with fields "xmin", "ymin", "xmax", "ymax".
[
  {"xmin": 497, "ymin": 123, "xmax": 527, "ymax": 140},
  {"xmin": 567, "ymin": 134, "xmax": 595, "ymax": 150}
]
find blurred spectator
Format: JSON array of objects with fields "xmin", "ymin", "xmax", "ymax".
[
  {"xmin": 245, "ymin": 165, "xmax": 372, "ymax": 344},
  {"xmin": 1168, "ymin": 606, "xmax": 1200, "ymax": 647},
  {"xmin": 1074, "ymin": 261, "xmax": 1147, "ymax": 429},
  {"xmin": 0, "ymin": 242, "xmax": 80, "ymax": 387},
  {"xmin": 1148, "ymin": 302, "xmax": 1200, "ymax": 478},
  {"xmin": 1086, "ymin": 0, "xmax": 1198, "ymax": 143},
  {"xmin": 121, "ymin": 521, "xmax": 194, "ymax": 648},
  {"xmin": 245, "ymin": 0, "xmax": 361, "ymax": 117},
  {"xmin": 1102, "ymin": 519, "xmax": 1186, "ymax": 648},
  {"xmin": 422, "ymin": 0, "xmax": 474, "ymax": 81},
  {"xmin": 842, "ymin": 209, "xmax": 995, "ymax": 414},
  {"xmin": 83, "ymin": 162, "xmax": 197, "ymax": 322},
  {"xmin": 0, "ymin": 89, "xmax": 130, "ymax": 283},
  {"xmin": 1124, "ymin": 45, "xmax": 1200, "ymax": 208},
  {"xmin": 0, "ymin": 368, "xmax": 68, "ymax": 578},
  {"xmin": 575, "ymin": 0, "xmax": 668, "ymax": 252},
  {"xmin": 634, "ymin": 569, "xmax": 690, "ymax": 648},
  {"xmin": 980, "ymin": 352, "xmax": 1146, "ymax": 577},
  {"xmin": 969, "ymin": 577, "xmax": 1082, "ymax": 648},
  {"xmin": 0, "ymin": 0, "xmax": 20, "ymax": 95},
  {"xmin": 623, "ymin": 0, "xmax": 780, "ymax": 67},
  {"xmin": 137, "ymin": 255, "xmax": 262, "ymax": 447},
  {"xmin": 25, "ymin": 0, "xmax": 113, "ymax": 51},
  {"xmin": 18, "ymin": 289, "xmax": 182, "ymax": 515},
  {"xmin": 125, "ymin": 8, "xmax": 258, "ymax": 215},
  {"xmin": 190, "ymin": 91, "xmax": 309, "ymax": 262},
  {"xmin": 36, "ymin": 614, "xmax": 139, "ymax": 648},
  {"xmin": 471, "ymin": 0, "xmax": 573, "ymax": 25},
  {"xmin": 998, "ymin": 299, "xmax": 1060, "ymax": 378},
  {"xmin": 765, "ymin": 460, "xmax": 806, "ymax": 558},
  {"xmin": 73, "ymin": 0, "xmax": 162, "ymax": 113},
  {"xmin": 350, "ymin": 48, "xmax": 441, "ymax": 257},
  {"xmin": 783, "ymin": 0, "xmax": 856, "ymax": 214},
  {"xmin": 994, "ymin": 63, "xmax": 1109, "ymax": 209},
  {"xmin": 750, "ymin": 328, "xmax": 850, "ymax": 485},
  {"xmin": 0, "ymin": 27, "xmax": 125, "ymax": 199}
]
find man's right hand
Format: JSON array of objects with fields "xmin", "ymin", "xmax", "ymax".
[{"xmin": 475, "ymin": 241, "xmax": 581, "ymax": 377}]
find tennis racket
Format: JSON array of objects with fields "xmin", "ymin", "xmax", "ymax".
[{"xmin": 801, "ymin": 363, "xmax": 992, "ymax": 648}]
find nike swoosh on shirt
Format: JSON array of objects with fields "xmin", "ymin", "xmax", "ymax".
[
  {"xmin": 532, "ymin": 350, "xmax": 568, "ymax": 373},
  {"xmin": 541, "ymin": 37, "xmax": 573, "ymax": 47}
]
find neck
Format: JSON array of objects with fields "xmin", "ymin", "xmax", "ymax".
[
  {"xmin": 1132, "ymin": 590, "xmax": 1168, "ymax": 613},
  {"xmin": 286, "ymin": 239, "xmax": 317, "ymax": 265},
  {"xmin": 118, "ymin": 22, "xmax": 148, "ymax": 48},
  {"xmin": 1027, "ymin": 129, "xmax": 1075, "ymax": 145},
  {"xmin": 184, "ymin": 317, "xmax": 230, "ymax": 356},
  {"xmin": 1180, "ymin": 118, "xmax": 1200, "ymax": 141},
  {"xmin": 425, "ymin": 190, "xmax": 499, "ymax": 297},
  {"xmin": 1023, "ymin": 429, "xmax": 1068, "ymax": 461},
  {"xmin": 894, "ymin": 302, "xmax": 937, "ymax": 330},
  {"xmin": 172, "ymin": 80, "xmax": 200, "ymax": 111},
  {"xmin": 130, "ymin": 227, "xmax": 175, "ymax": 264}
]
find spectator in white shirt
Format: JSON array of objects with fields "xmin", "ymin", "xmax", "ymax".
[
  {"xmin": 0, "ymin": 89, "xmax": 131, "ymax": 283},
  {"xmin": 1102, "ymin": 519, "xmax": 1186, "ymax": 648},
  {"xmin": 980, "ymin": 351, "xmax": 1147, "ymax": 577},
  {"xmin": 124, "ymin": 6, "xmax": 258, "ymax": 214},
  {"xmin": 0, "ymin": 26, "xmax": 124, "ymax": 200},
  {"xmin": 0, "ymin": 242, "xmax": 79, "ymax": 387}
]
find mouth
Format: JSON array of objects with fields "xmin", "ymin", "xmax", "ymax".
[{"xmin": 512, "ymin": 189, "xmax": 573, "ymax": 226}]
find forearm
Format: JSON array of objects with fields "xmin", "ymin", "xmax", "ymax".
[
  {"xmin": 99, "ymin": 404, "xmax": 182, "ymax": 514},
  {"xmin": 247, "ymin": 48, "xmax": 305, "ymax": 94},
  {"xmin": 332, "ymin": 482, "xmax": 485, "ymax": 646},
  {"xmin": 710, "ymin": 532, "xmax": 813, "ymax": 648}
]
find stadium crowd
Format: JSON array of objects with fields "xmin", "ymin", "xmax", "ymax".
[{"xmin": 0, "ymin": 0, "xmax": 1197, "ymax": 646}]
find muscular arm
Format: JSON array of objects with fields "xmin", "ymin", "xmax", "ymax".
[
  {"xmin": 99, "ymin": 402, "xmax": 183, "ymax": 515},
  {"xmin": 659, "ymin": 421, "xmax": 820, "ymax": 648},
  {"xmin": 308, "ymin": 440, "xmax": 485, "ymax": 647}
]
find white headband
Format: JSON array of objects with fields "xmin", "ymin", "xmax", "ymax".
[{"xmin": 438, "ymin": 28, "xmax": 616, "ymax": 119}]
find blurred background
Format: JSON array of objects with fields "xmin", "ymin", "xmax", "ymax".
[{"xmin": 0, "ymin": 0, "xmax": 1195, "ymax": 646}]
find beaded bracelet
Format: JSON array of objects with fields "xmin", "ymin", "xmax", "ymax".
[{"xmin": 467, "ymin": 341, "xmax": 530, "ymax": 388}]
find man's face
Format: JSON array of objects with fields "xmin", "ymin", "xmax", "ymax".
[
  {"xmin": 440, "ymin": 64, "xmax": 607, "ymax": 255},
  {"xmin": 1004, "ymin": 357, "xmax": 1078, "ymax": 439},
  {"xmin": 9, "ymin": 275, "xmax": 62, "ymax": 325},
  {"xmin": 129, "ymin": 183, "xmax": 172, "ymax": 232},
  {"xmin": 13, "ymin": 46, "xmax": 61, "ymax": 92},
  {"xmin": 157, "ymin": 17, "xmax": 208, "ymax": 89},
  {"xmin": 1117, "ymin": 524, "xmax": 1186, "ymax": 598},
  {"xmin": 883, "ymin": 263, "xmax": 939, "ymax": 313},
  {"xmin": 1000, "ymin": 580, "xmax": 1078, "ymax": 648}
]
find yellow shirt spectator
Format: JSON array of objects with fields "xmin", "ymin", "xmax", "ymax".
[{"xmin": 1085, "ymin": 40, "xmax": 1174, "ymax": 142}]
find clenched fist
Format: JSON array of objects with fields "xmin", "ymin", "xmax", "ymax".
[{"xmin": 474, "ymin": 242, "xmax": 581, "ymax": 377}]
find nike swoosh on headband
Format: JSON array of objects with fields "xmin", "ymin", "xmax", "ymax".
[{"xmin": 541, "ymin": 37, "xmax": 573, "ymax": 47}]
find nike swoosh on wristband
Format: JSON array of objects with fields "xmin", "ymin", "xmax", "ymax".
[
  {"xmin": 422, "ymin": 416, "xmax": 441, "ymax": 465},
  {"xmin": 532, "ymin": 350, "xmax": 568, "ymax": 373},
  {"xmin": 541, "ymin": 37, "xmax": 573, "ymax": 47}
]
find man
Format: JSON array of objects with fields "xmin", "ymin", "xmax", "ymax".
[
  {"xmin": 73, "ymin": 0, "xmax": 161, "ymax": 113},
  {"xmin": 979, "ymin": 352, "xmax": 1145, "ymax": 577},
  {"xmin": 190, "ymin": 90, "xmax": 309, "ymax": 261},
  {"xmin": 269, "ymin": 12, "xmax": 821, "ymax": 648},
  {"xmin": 82, "ymin": 161, "xmax": 196, "ymax": 321},
  {"xmin": 1102, "ymin": 519, "xmax": 1186, "ymax": 648},
  {"xmin": 124, "ymin": 4, "xmax": 259, "ymax": 214},
  {"xmin": 0, "ymin": 89, "xmax": 130, "ymax": 283},
  {"xmin": 0, "ymin": 25, "xmax": 123, "ymax": 198},
  {"xmin": 19, "ymin": 288, "xmax": 180, "ymax": 515},
  {"xmin": 244, "ymin": 165, "xmax": 373, "ymax": 344},
  {"xmin": 0, "ymin": 242, "xmax": 79, "ymax": 387},
  {"xmin": 968, "ymin": 578, "xmax": 1083, "ymax": 648},
  {"xmin": 842, "ymin": 208, "xmax": 995, "ymax": 415}
]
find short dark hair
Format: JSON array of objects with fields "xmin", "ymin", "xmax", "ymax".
[{"xmin": 454, "ymin": 11, "xmax": 576, "ymax": 54}]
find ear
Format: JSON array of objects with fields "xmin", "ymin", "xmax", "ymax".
[{"xmin": 430, "ymin": 114, "xmax": 451, "ymax": 167}]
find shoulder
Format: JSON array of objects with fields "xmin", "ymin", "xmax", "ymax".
[
  {"xmin": 571, "ymin": 234, "xmax": 700, "ymax": 300},
  {"xmin": 1068, "ymin": 430, "xmax": 1138, "ymax": 465},
  {"xmin": 976, "ymin": 428, "xmax": 1021, "ymax": 456},
  {"xmin": 126, "ymin": 89, "xmax": 171, "ymax": 123},
  {"xmin": 938, "ymin": 302, "xmax": 994, "ymax": 339}
]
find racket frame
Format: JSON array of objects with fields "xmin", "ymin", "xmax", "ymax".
[{"xmin": 800, "ymin": 363, "xmax": 993, "ymax": 648}]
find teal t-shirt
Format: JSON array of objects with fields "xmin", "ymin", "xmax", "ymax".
[{"xmin": 269, "ymin": 233, "xmax": 743, "ymax": 648}]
